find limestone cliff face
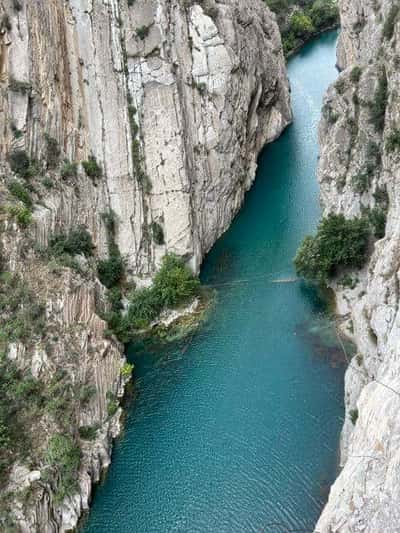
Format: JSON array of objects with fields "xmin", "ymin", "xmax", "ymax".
[
  {"xmin": 0, "ymin": 0, "xmax": 290, "ymax": 531},
  {"xmin": 1, "ymin": 0, "xmax": 291, "ymax": 278},
  {"xmin": 316, "ymin": 1, "xmax": 400, "ymax": 531}
]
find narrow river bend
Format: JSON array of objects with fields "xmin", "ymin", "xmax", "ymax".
[{"xmin": 84, "ymin": 31, "xmax": 343, "ymax": 533}]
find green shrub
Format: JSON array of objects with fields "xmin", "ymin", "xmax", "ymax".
[
  {"xmin": 8, "ymin": 77, "xmax": 31, "ymax": 94},
  {"xmin": 42, "ymin": 176, "xmax": 53, "ymax": 189},
  {"xmin": 294, "ymin": 214, "xmax": 370, "ymax": 283},
  {"xmin": 349, "ymin": 408, "xmax": 359, "ymax": 425},
  {"xmin": 153, "ymin": 254, "xmax": 200, "ymax": 308},
  {"xmin": 12, "ymin": 0, "xmax": 22, "ymax": 12},
  {"xmin": 386, "ymin": 129, "xmax": 400, "ymax": 152},
  {"xmin": 8, "ymin": 181, "xmax": 32, "ymax": 207},
  {"xmin": 46, "ymin": 434, "xmax": 81, "ymax": 501},
  {"xmin": 44, "ymin": 134, "xmax": 60, "ymax": 168},
  {"xmin": 335, "ymin": 78, "xmax": 346, "ymax": 95},
  {"xmin": 82, "ymin": 156, "xmax": 102, "ymax": 179},
  {"xmin": 364, "ymin": 206, "xmax": 387, "ymax": 239},
  {"xmin": 61, "ymin": 161, "xmax": 78, "ymax": 180},
  {"xmin": 121, "ymin": 362, "xmax": 134, "ymax": 379},
  {"xmin": 78, "ymin": 425, "xmax": 98, "ymax": 441},
  {"xmin": 106, "ymin": 392, "xmax": 119, "ymax": 416},
  {"xmin": 126, "ymin": 287, "xmax": 162, "ymax": 329},
  {"xmin": 369, "ymin": 70, "xmax": 388, "ymax": 132},
  {"xmin": 290, "ymin": 12, "xmax": 314, "ymax": 38},
  {"xmin": 107, "ymin": 287, "xmax": 123, "ymax": 312},
  {"xmin": 350, "ymin": 66, "xmax": 362, "ymax": 84},
  {"xmin": 308, "ymin": 0, "xmax": 339, "ymax": 30},
  {"xmin": 151, "ymin": 221, "xmax": 165, "ymax": 245},
  {"xmin": 340, "ymin": 274, "xmax": 358, "ymax": 289},
  {"xmin": 351, "ymin": 171, "xmax": 371, "ymax": 194},
  {"xmin": 382, "ymin": 5, "xmax": 399, "ymax": 41},
  {"xmin": 48, "ymin": 227, "xmax": 94, "ymax": 257},
  {"xmin": 136, "ymin": 25, "xmax": 150, "ymax": 40},
  {"xmin": 106, "ymin": 254, "xmax": 200, "ymax": 340},
  {"xmin": 8, "ymin": 150, "xmax": 36, "ymax": 179},
  {"xmin": 8, "ymin": 205, "xmax": 32, "ymax": 227},
  {"xmin": 97, "ymin": 254, "xmax": 124, "ymax": 288},
  {"xmin": 0, "ymin": 357, "xmax": 45, "ymax": 481}
]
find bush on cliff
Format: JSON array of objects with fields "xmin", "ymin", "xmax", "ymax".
[
  {"xmin": 105, "ymin": 254, "xmax": 200, "ymax": 341},
  {"xmin": 48, "ymin": 226, "xmax": 94, "ymax": 258},
  {"xmin": 294, "ymin": 213, "xmax": 370, "ymax": 283}
]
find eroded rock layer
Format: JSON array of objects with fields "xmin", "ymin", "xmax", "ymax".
[{"xmin": 316, "ymin": 1, "xmax": 400, "ymax": 531}]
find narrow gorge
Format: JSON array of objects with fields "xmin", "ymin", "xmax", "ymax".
[
  {"xmin": 2, "ymin": 0, "xmax": 400, "ymax": 531},
  {"xmin": 0, "ymin": 0, "xmax": 291, "ymax": 530}
]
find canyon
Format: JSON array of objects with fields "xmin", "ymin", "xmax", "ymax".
[{"xmin": 0, "ymin": 0, "xmax": 291, "ymax": 531}]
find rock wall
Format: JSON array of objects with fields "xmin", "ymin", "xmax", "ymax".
[
  {"xmin": 0, "ymin": 0, "xmax": 291, "ymax": 278},
  {"xmin": 0, "ymin": 0, "xmax": 290, "ymax": 531},
  {"xmin": 316, "ymin": 1, "xmax": 400, "ymax": 531}
]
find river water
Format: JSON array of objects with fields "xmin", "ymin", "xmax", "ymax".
[{"xmin": 83, "ymin": 30, "xmax": 343, "ymax": 533}]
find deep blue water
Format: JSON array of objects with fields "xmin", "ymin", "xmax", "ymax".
[{"xmin": 83, "ymin": 31, "xmax": 343, "ymax": 532}]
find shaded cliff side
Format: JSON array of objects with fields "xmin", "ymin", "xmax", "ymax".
[
  {"xmin": 0, "ymin": 0, "xmax": 291, "ymax": 531},
  {"xmin": 316, "ymin": 0, "xmax": 400, "ymax": 531}
]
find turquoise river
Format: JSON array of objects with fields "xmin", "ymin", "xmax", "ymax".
[{"xmin": 83, "ymin": 31, "xmax": 344, "ymax": 532}]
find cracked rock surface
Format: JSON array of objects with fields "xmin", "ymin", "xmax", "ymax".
[{"xmin": 316, "ymin": 1, "xmax": 400, "ymax": 531}]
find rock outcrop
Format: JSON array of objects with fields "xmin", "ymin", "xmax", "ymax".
[
  {"xmin": 316, "ymin": 1, "xmax": 400, "ymax": 531},
  {"xmin": 0, "ymin": 0, "xmax": 290, "ymax": 530}
]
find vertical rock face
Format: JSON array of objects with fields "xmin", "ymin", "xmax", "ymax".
[
  {"xmin": 1, "ymin": 0, "xmax": 291, "ymax": 278},
  {"xmin": 0, "ymin": 0, "xmax": 290, "ymax": 531},
  {"xmin": 316, "ymin": 1, "xmax": 400, "ymax": 531}
]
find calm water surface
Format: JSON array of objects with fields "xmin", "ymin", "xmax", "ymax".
[{"xmin": 84, "ymin": 31, "xmax": 343, "ymax": 532}]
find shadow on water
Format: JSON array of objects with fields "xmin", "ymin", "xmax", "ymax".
[{"xmin": 82, "ymin": 30, "xmax": 344, "ymax": 533}]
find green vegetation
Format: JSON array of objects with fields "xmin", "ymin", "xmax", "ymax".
[
  {"xmin": 8, "ymin": 181, "xmax": 32, "ymax": 208},
  {"xmin": 266, "ymin": 0, "xmax": 339, "ymax": 56},
  {"xmin": 369, "ymin": 70, "xmax": 388, "ymax": 132},
  {"xmin": 136, "ymin": 25, "xmax": 150, "ymax": 40},
  {"xmin": 0, "ymin": 272, "xmax": 46, "ymax": 342},
  {"xmin": 82, "ymin": 156, "xmax": 102, "ymax": 179},
  {"xmin": 44, "ymin": 134, "xmax": 60, "ymax": 169},
  {"xmin": 386, "ymin": 129, "xmax": 400, "ymax": 152},
  {"xmin": 105, "ymin": 254, "xmax": 200, "ymax": 341},
  {"xmin": 363, "ymin": 206, "xmax": 387, "ymax": 239},
  {"xmin": 97, "ymin": 211, "xmax": 125, "ymax": 289},
  {"xmin": 8, "ymin": 77, "xmax": 31, "ymax": 94},
  {"xmin": 78, "ymin": 425, "xmax": 99, "ymax": 441},
  {"xmin": 351, "ymin": 171, "xmax": 371, "ymax": 194},
  {"xmin": 8, "ymin": 150, "xmax": 37, "ymax": 179},
  {"xmin": 106, "ymin": 391, "xmax": 119, "ymax": 416},
  {"xmin": 121, "ymin": 362, "xmax": 134, "ymax": 379},
  {"xmin": 48, "ymin": 227, "xmax": 94, "ymax": 258},
  {"xmin": 7, "ymin": 205, "xmax": 32, "ymax": 227},
  {"xmin": 382, "ymin": 5, "xmax": 399, "ymax": 41},
  {"xmin": 60, "ymin": 160, "xmax": 78, "ymax": 180},
  {"xmin": 294, "ymin": 213, "xmax": 370, "ymax": 283},
  {"xmin": 45, "ymin": 434, "xmax": 81, "ymax": 502},
  {"xmin": 340, "ymin": 274, "xmax": 358, "ymax": 290},
  {"xmin": 0, "ymin": 356, "xmax": 45, "ymax": 484},
  {"xmin": 98, "ymin": 254, "xmax": 124, "ymax": 289},
  {"xmin": 151, "ymin": 221, "xmax": 165, "ymax": 245},
  {"xmin": 349, "ymin": 408, "xmax": 358, "ymax": 425},
  {"xmin": 350, "ymin": 66, "xmax": 362, "ymax": 84}
]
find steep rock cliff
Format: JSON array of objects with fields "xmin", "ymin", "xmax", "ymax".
[
  {"xmin": 0, "ymin": 0, "xmax": 291, "ymax": 531},
  {"xmin": 316, "ymin": 1, "xmax": 400, "ymax": 531}
]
